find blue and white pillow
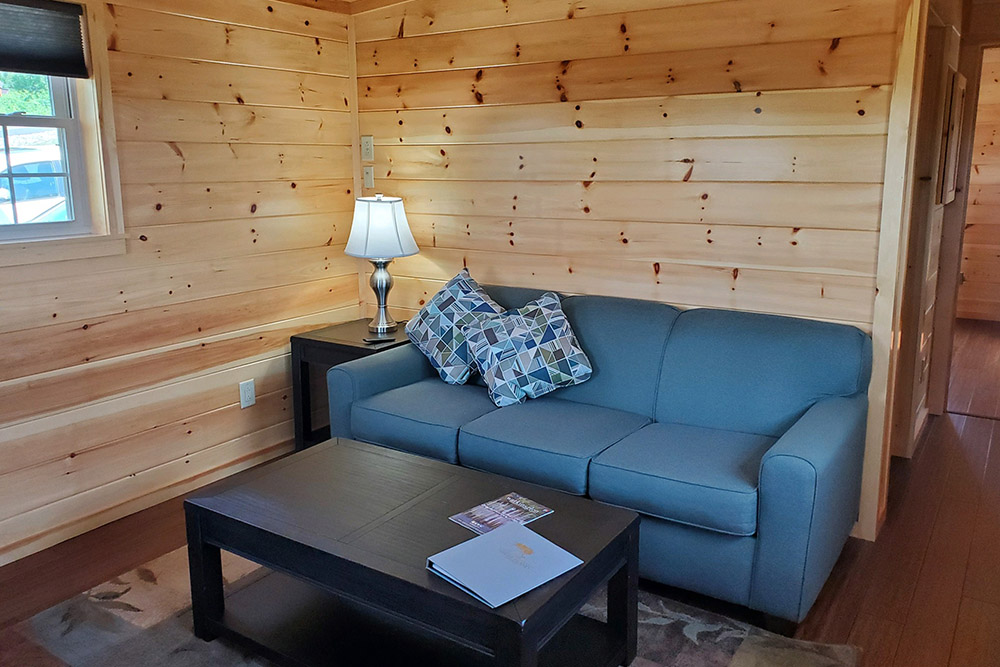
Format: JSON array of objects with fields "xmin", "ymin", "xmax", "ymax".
[
  {"xmin": 405, "ymin": 269, "xmax": 503, "ymax": 384},
  {"xmin": 463, "ymin": 292, "xmax": 592, "ymax": 407}
]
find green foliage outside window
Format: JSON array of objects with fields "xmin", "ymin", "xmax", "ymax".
[{"xmin": 0, "ymin": 72, "xmax": 54, "ymax": 117}]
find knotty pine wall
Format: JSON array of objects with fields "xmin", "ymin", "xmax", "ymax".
[
  {"xmin": 958, "ymin": 47, "xmax": 1000, "ymax": 320},
  {"xmin": 0, "ymin": 0, "xmax": 359, "ymax": 565},
  {"xmin": 354, "ymin": 0, "xmax": 899, "ymax": 330}
]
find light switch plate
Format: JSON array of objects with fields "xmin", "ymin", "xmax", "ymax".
[
  {"xmin": 239, "ymin": 379, "xmax": 256, "ymax": 409},
  {"xmin": 360, "ymin": 135, "xmax": 375, "ymax": 162},
  {"xmin": 363, "ymin": 166, "xmax": 375, "ymax": 188}
]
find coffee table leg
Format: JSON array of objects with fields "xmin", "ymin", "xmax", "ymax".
[
  {"xmin": 185, "ymin": 506, "xmax": 224, "ymax": 641},
  {"xmin": 495, "ymin": 631, "xmax": 539, "ymax": 667},
  {"xmin": 608, "ymin": 525, "xmax": 639, "ymax": 666}
]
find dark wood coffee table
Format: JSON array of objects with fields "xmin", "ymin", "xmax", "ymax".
[{"xmin": 185, "ymin": 438, "xmax": 639, "ymax": 667}]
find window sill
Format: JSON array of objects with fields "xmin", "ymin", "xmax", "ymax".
[{"xmin": 0, "ymin": 233, "xmax": 126, "ymax": 267}]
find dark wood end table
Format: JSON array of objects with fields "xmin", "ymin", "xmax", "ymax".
[
  {"xmin": 290, "ymin": 319, "xmax": 409, "ymax": 450},
  {"xmin": 185, "ymin": 438, "xmax": 639, "ymax": 667}
]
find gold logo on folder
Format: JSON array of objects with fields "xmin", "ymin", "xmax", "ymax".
[{"xmin": 515, "ymin": 543, "xmax": 534, "ymax": 556}]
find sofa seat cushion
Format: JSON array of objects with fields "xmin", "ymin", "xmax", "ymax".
[
  {"xmin": 458, "ymin": 399, "xmax": 650, "ymax": 495},
  {"xmin": 589, "ymin": 422, "xmax": 777, "ymax": 536},
  {"xmin": 352, "ymin": 378, "xmax": 497, "ymax": 463}
]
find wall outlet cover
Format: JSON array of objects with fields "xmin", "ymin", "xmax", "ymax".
[
  {"xmin": 360, "ymin": 135, "xmax": 375, "ymax": 162},
  {"xmin": 239, "ymin": 379, "xmax": 256, "ymax": 409},
  {"xmin": 363, "ymin": 166, "xmax": 375, "ymax": 188}
]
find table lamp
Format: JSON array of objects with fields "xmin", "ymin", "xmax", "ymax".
[{"xmin": 345, "ymin": 193, "xmax": 419, "ymax": 335}]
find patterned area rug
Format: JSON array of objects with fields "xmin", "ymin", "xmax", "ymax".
[{"xmin": 0, "ymin": 547, "xmax": 859, "ymax": 666}]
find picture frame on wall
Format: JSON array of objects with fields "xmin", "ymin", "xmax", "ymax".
[{"xmin": 938, "ymin": 67, "xmax": 967, "ymax": 205}]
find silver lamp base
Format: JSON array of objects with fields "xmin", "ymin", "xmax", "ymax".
[{"xmin": 367, "ymin": 258, "xmax": 398, "ymax": 334}]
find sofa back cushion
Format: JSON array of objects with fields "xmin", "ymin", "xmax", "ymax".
[
  {"xmin": 556, "ymin": 295, "xmax": 680, "ymax": 417},
  {"xmin": 482, "ymin": 285, "xmax": 554, "ymax": 311},
  {"xmin": 655, "ymin": 309, "xmax": 872, "ymax": 437}
]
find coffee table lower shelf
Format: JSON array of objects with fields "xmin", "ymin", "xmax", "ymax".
[{"xmin": 212, "ymin": 569, "xmax": 625, "ymax": 667}]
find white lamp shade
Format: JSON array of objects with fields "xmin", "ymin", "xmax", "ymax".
[{"xmin": 344, "ymin": 195, "xmax": 419, "ymax": 259}]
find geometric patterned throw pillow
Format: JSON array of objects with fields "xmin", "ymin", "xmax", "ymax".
[
  {"xmin": 462, "ymin": 292, "xmax": 593, "ymax": 407},
  {"xmin": 404, "ymin": 269, "xmax": 504, "ymax": 385}
]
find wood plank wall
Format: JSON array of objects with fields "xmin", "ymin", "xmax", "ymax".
[
  {"xmin": 0, "ymin": 0, "xmax": 358, "ymax": 565},
  {"xmin": 959, "ymin": 46, "xmax": 1000, "ymax": 320},
  {"xmin": 353, "ymin": 0, "xmax": 900, "ymax": 330}
]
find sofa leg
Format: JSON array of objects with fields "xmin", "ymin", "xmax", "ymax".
[{"xmin": 761, "ymin": 614, "xmax": 798, "ymax": 637}]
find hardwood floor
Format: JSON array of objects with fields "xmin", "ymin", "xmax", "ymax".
[
  {"xmin": 948, "ymin": 318, "xmax": 1000, "ymax": 419},
  {"xmin": 2, "ymin": 327, "xmax": 999, "ymax": 665}
]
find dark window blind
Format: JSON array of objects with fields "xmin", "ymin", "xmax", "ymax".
[{"xmin": 0, "ymin": 0, "xmax": 88, "ymax": 78}]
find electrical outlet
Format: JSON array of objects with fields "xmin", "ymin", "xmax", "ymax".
[
  {"xmin": 363, "ymin": 166, "xmax": 375, "ymax": 188},
  {"xmin": 239, "ymin": 379, "xmax": 256, "ymax": 409},
  {"xmin": 360, "ymin": 135, "xmax": 375, "ymax": 162}
]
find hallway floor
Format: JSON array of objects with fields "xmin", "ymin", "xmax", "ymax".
[{"xmin": 948, "ymin": 318, "xmax": 1000, "ymax": 420}]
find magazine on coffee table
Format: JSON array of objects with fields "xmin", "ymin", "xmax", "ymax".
[{"xmin": 449, "ymin": 492, "xmax": 553, "ymax": 534}]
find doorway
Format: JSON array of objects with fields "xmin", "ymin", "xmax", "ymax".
[{"xmin": 948, "ymin": 46, "xmax": 1000, "ymax": 420}]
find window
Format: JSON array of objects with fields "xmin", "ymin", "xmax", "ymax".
[
  {"xmin": 0, "ymin": 0, "xmax": 124, "ymax": 263},
  {"xmin": 1, "ymin": 71, "xmax": 92, "ymax": 239}
]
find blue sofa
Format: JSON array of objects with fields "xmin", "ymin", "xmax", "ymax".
[{"xmin": 328, "ymin": 286, "xmax": 872, "ymax": 623}]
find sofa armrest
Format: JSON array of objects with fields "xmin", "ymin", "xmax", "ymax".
[
  {"xmin": 749, "ymin": 394, "xmax": 868, "ymax": 622},
  {"xmin": 327, "ymin": 343, "xmax": 434, "ymax": 438}
]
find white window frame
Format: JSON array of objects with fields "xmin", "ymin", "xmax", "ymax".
[
  {"xmin": 0, "ymin": 0, "xmax": 125, "ymax": 267},
  {"xmin": 1, "ymin": 74, "xmax": 93, "ymax": 240}
]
